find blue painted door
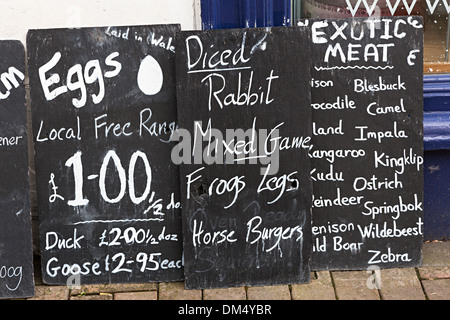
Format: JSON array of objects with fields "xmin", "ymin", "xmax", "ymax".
[{"xmin": 201, "ymin": 0, "xmax": 291, "ymax": 30}]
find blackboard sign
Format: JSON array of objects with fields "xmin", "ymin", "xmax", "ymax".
[
  {"xmin": 175, "ymin": 27, "xmax": 313, "ymax": 289},
  {"xmin": 300, "ymin": 16, "xmax": 424, "ymax": 270},
  {"xmin": 0, "ymin": 41, "xmax": 34, "ymax": 299},
  {"xmin": 27, "ymin": 24, "xmax": 183, "ymax": 285}
]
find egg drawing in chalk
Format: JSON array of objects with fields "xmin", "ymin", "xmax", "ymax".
[{"xmin": 137, "ymin": 55, "xmax": 163, "ymax": 95}]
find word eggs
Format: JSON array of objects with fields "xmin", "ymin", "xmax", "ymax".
[{"xmin": 27, "ymin": 24, "xmax": 184, "ymax": 285}]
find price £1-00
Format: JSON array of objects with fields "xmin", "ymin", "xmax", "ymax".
[{"xmin": 64, "ymin": 150, "xmax": 152, "ymax": 206}]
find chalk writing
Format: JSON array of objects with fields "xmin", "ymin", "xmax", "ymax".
[
  {"xmin": 28, "ymin": 24, "xmax": 183, "ymax": 285},
  {"xmin": 0, "ymin": 41, "xmax": 34, "ymax": 299},
  {"xmin": 302, "ymin": 16, "xmax": 424, "ymax": 270},
  {"xmin": 176, "ymin": 27, "xmax": 313, "ymax": 289}
]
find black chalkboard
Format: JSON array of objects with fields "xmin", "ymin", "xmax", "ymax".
[
  {"xmin": 27, "ymin": 24, "xmax": 183, "ymax": 285},
  {"xmin": 0, "ymin": 40, "xmax": 34, "ymax": 299},
  {"xmin": 175, "ymin": 27, "xmax": 313, "ymax": 289},
  {"xmin": 299, "ymin": 16, "xmax": 424, "ymax": 270}
]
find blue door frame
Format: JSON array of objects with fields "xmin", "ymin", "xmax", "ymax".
[
  {"xmin": 423, "ymin": 75, "xmax": 450, "ymax": 240},
  {"xmin": 201, "ymin": 0, "xmax": 291, "ymax": 29},
  {"xmin": 200, "ymin": 0, "xmax": 450, "ymax": 240}
]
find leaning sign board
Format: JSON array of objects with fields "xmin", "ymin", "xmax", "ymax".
[
  {"xmin": 0, "ymin": 41, "xmax": 34, "ymax": 299},
  {"xmin": 299, "ymin": 16, "xmax": 424, "ymax": 270},
  {"xmin": 27, "ymin": 25, "xmax": 183, "ymax": 285},
  {"xmin": 175, "ymin": 27, "xmax": 313, "ymax": 289}
]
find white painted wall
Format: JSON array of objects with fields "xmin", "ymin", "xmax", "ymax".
[{"xmin": 0, "ymin": 0, "xmax": 202, "ymax": 44}]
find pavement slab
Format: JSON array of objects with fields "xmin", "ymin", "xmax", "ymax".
[
  {"xmin": 203, "ymin": 287, "xmax": 247, "ymax": 300},
  {"xmin": 422, "ymin": 242, "xmax": 450, "ymax": 266},
  {"xmin": 332, "ymin": 271, "xmax": 381, "ymax": 300},
  {"xmin": 70, "ymin": 293, "xmax": 113, "ymax": 300},
  {"xmin": 114, "ymin": 291, "xmax": 158, "ymax": 300},
  {"xmin": 70, "ymin": 283, "xmax": 157, "ymax": 296},
  {"xmin": 158, "ymin": 282, "xmax": 202, "ymax": 300},
  {"xmin": 247, "ymin": 285, "xmax": 291, "ymax": 300},
  {"xmin": 422, "ymin": 279, "xmax": 450, "ymax": 300},
  {"xmin": 28, "ymin": 285, "xmax": 69, "ymax": 300},
  {"xmin": 378, "ymin": 268, "xmax": 425, "ymax": 300},
  {"xmin": 418, "ymin": 266, "xmax": 450, "ymax": 279},
  {"xmin": 291, "ymin": 272, "xmax": 336, "ymax": 300}
]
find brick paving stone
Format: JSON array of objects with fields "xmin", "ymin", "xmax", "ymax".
[
  {"xmin": 422, "ymin": 242, "xmax": 450, "ymax": 267},
  {"xmin": 70, "ymin": 283, "xmax": 157, "ymax": 296},
  {"xmin": 332, "ymin": 271, "xmax": 380, "ymax": 300},
  {"xmin": 203, "ymin": 287, "xmax": 247, "ymax": 300},
  {"xmin": 247, "ymin": 285, "xmax": 291, "ymax": 300},
  {"xmin": 291, "ymin": 272, "xmax": 336, "ymax": 300},
  {"xmin": 418, "ymin": 266, "xmax": 450, "ymax": 280},
  {"xmin": 70, "ymin": 293, "xmax": 113, "ymax": 300},
  {"xmin": 28, "ymin": 285, "xmax": 69, "ymax": 300},
  {"xmin": 114, "ymin": 291, "xmax": 157, "ymax": 300},
  {"xmin": 422, "ymin": 279, "xmax": 450, "ymax": 300},
  {"xmin": 378, "ymin": 268, "xmax": 425, "ymax": 300},
  {"xmin": 159, "ymin": 282, "xmax": 202, "ymax": 300}
]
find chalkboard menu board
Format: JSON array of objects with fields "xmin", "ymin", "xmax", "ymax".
[
  {"xmin": 27, "ymin": 25, "xmax": 183, "ymax": 285},
  {"xmin": 0, "ymin": 41, "xmax": 34, "ymax": 299},
  {"xmin": 300, "ymin": 16, "xmax": 424, "ymax": 270},
  {"xmin": 175, "ymin": 27, "xmax": 313, "ymax": 289}
]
